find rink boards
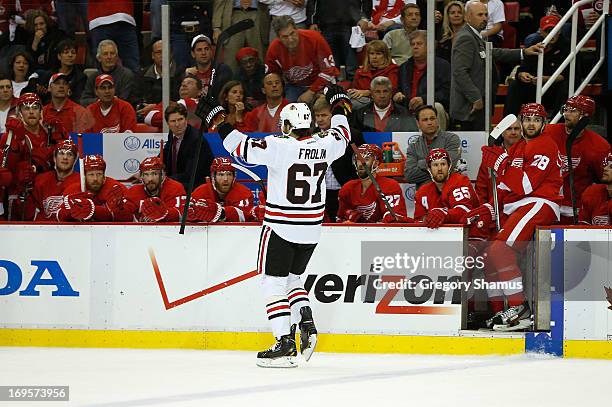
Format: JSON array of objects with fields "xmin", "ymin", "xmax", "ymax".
[{"xmin": 0, "ymin": 224, "xmax": 611, "ymax": 359}]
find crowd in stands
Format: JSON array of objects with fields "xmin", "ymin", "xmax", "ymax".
[{"xmin": 0, "ymin": 0, "xmax": 610, "ymax": 228}]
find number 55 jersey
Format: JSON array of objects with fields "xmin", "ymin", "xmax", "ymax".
[{"xmin": 222, "ymin": 115, "xmax": 351, "ymax": 243}]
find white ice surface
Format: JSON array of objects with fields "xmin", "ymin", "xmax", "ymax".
[{"xmin": 1, "ymin": 347, "xmax": 610, "ymax": 407}]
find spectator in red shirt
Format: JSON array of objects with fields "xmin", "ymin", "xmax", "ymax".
[
  {"xmin": 87, "ymin": 74, "xmax": 136, "ymax": 133},
  {"xmin": 348, "ymin": 40, "xmax": 399, "ymax": 110},
  {"xmin": 265, "ymin": 15, "xmax": 339, "ymax": 103},
  {"xmin": 244, "ymin": 72, "xmax": 288, "ymax": 133},
  {"xmin": 43, "ymin": 73, "xmax": 95, "ymax": 133}
]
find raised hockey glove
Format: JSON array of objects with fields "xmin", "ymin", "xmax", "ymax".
[
  {"xmin": 424, "ymin": 207, "xmax": 448, "ymax": 229},
  {"xmin": 5, "ymin": 117, "xmax": 25, "ymax": 138},
  {"xmin": 43, "ymin": 117, "xmax": 68, "ymax": 141},
  {"xmin": 481, "ymin": 146, "xmax": 509, "ymax": 174},
  {"xmin": 105, "ymin": 183, "xmax": 126, "ymax": 207},
  {"xmin": 344, "ymin": 209, "xmax": 363, "ymax": 223},
  {"xmin": 187, "ymin": 199, "xmax": 224, "ymax": 222},
  {"xmin": 324, "ymin": 84, "xmax": 352, "ymax": 117},
  {"xmin": 465, "ymin": 203, "xmax": 495, "ymax": 229},
  {"xmin": 249, "ymin": 205, "xmax": 266, "ymax": 222},
  {"xmin": 31, "ymin": 147, "xmax": 53, "ymax": 170},
  {"xmin": 67, "ymin": 197, "xmax": 95, "ymax": 221},
  {"xmin": 15, "ymin": 162, "xmax": 35, "ymax": 184},
  {"xmin": 196, "ymin": 93, "xmax": 226, "ymax": 130},
  {"xmin": 140, "ymin": 197, "xmax": 169, "ymax": 222},
  {"xmin": 0, "ymin": 167, "xmax": 12, "ymax": 186}
]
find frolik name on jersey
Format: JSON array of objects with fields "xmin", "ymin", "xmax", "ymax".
[{"xmin": 298, "ymin": 147, "xmax": 327, "ymax": 160}]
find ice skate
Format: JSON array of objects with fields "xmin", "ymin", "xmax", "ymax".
[
  {"xmin": 488, "ymin": 303, "xmax": 532, "ymax": 331},
  {"xmin": 298, "ymin": 306, "xmax": 317, "ymax": 361},
  {"xmin": 256, "ymin": 334, "xmax": 298, "ymax": 368}
]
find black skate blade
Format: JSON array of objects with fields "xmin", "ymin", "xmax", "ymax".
[
  {"xmin": 301, "ymin": 334, "xmax": 317, "ymax": 362},
  {"xmin": 256, "ymin": 356, "xmax": 298, "ymax": 368}
]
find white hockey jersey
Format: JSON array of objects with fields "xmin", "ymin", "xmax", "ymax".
[{"xmin": 223, "ymin": 115, "xmax": 351, "ymax": 243}]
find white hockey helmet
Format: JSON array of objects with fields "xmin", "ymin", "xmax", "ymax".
[{"xmin": 279, "ymin": 103, "xmax": 312, "ymax": 136}]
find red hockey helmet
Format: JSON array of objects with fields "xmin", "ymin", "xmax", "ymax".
[
  {"xmin": 139, "ymin": 156, "xmax": 164, "ymax": 172},
  {"xmin": 356, "ymin": 144, "xmax": 383, "ymax": 162},
  {"xmin": 603, "ymin": 152, "xmax": 612, "ymax": 169},
  {"xmin": 426, "ymin": 148, "xmax": 451, "ymax": 168},
  {"xmin": 54, "ymin": 139, "xmax": 78, "ymax": 156},
  {"xmin": 84, "ymin": 155, "xmax": 106, "ymax": 172},
  {"xmin": 563, "ymin": 95, "xmax": 596, "ymax": 117},
  {"xmin": 210, "ymin": 157, "xmax": 234, "ymax": 175},
  {"xmin": 18, "ymin": 92, "xmax": 42, "ymax": 108},
  {"xmin": 519, "ymin": 103, "xmax": 547, "ymax": 119}
]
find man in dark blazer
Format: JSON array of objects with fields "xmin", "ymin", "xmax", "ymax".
[
  {"xmin": 312, "ymin": 96, "xmax": 365, "ymax": 222},
  {"xmin": 394, "ymin": 29, "xmax": 451, "ymax": 130},
  {"xmin": 450, "ymin": 0, "xmax": 543, "ymax": 131},
  {"xmin": 352, "ymin": 76, "xmax": 418, "ymax": 133},
  {"xmin": 162, "ymin": 103, "xmax": 213, "ymax": 191}
]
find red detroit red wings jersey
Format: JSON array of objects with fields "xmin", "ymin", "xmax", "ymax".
[
  {"xmin": 414, "ymin": 173, "xmax": 479, "ymax": 222},
  {"xmin": 337, "ymin": 176, "xmax": 407, "ymax": 222},
  {"xmin": 31, "ymin": 171, "xmax": 80, "ymax": 221},
  {"xmin": 265, "ymin": 29, "xmax": 340, "ymax": 92},
  {"xmin": 124, "ymin": 177, "xmax": 186, "ymax": 222},
  {"xmin": 63, "ymin": 177, "xmax": 127, "ymax": 221},
  {"xmin": 87, "ymin": 97, "xmax": 136, "ymax": 133},
  {"xmin": 579, "ymin": 184, "xmax": 611, "ymax": 225},
  {"xmin": 545, "ymin": 123, "xmax": 611, "ymax": 213},
  {"xmin": 192, "ymin": 181, "xmax": 254, "ymax": 222},
  {"xmin": 496, "ymin": 134, "xmax": 563, "ymax": 216}
]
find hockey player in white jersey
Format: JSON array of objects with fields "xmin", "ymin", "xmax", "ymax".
[{"xmin": 200, "ymin": 85, "xmax": 353, "ymax": 368}]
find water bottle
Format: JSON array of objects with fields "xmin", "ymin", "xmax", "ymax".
[{"xmin": 383, "ymin": 144, "xmax": 393, "ymax": 163}]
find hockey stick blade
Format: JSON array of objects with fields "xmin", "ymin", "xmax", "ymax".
[
  {"xmin": 217, "ymin": 19, "xmax": 255, "ymax": 46},
  {"xmin": 231, "ymin": 163, "xmax": 267, "ymax": 196},
  {"xmin": 566, "ymin": 116, "xmax": 590, "ymax": 224},
  {"xmin": 350, "ymin": 143, "xmax": 398, "ymax": 221},
  {"xmin": 489, "ymin": 114, "xmax": 517, "ymax": 146}
]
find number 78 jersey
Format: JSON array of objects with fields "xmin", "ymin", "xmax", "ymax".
[{"xmin": 223, "ymin": 115, "xmax": 351, "ymax": 243}]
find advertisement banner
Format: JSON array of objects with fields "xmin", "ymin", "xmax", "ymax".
[{"xmin": 0, "ymin": 225, "xmax": 465, "ymax": 336}]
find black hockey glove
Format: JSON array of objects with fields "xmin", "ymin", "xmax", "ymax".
[
  {"xmin": 196, "ymin": 93, "xmax": 226, "ymax": 130},
  {"xmin": 324, "ymin": 84, "xmax": 352, "ymax": 117}
]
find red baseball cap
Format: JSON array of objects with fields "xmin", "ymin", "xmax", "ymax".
[
  {"xmin": 48, "ymin": 72, "xmax": 69, "ymax": 87},
  {"xmin": 235, "ymin": 47, "xmax": 259, "ymax": 63},
  {"xmin": 540, "ymin": 15, "xmax": 560, "ymax": 31},
  {"xmin": 95, "ymin": 74, "xmax": 115, "ymax": 88}
]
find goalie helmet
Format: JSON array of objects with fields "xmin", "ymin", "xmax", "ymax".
[
  {"xmin": 426, "ymin": 148, "xmax": 451, "ymax": 168},
  {"xmin": 84, "ymin": 155, "xmax": 106, "ymax": 172},
  {"xmin": 140, "ymin": 156, "xmax": 164, "ymax": 172},
  {"xmin": 54, "ymin": 139, "xmax": 78, "ymax": 156},
  {"xmin": 563, "ymin": 95, "xmax": 595, "ymax": 117},
  {"xmin": 279, "ymin": 103, "xmax": 312, "ymax": 136}
]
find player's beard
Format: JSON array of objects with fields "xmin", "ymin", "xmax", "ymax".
[
  {"xmin": 432, "ymin": 171, "xmax": 448, "ymax": 183},
  {"xmin": 87, "ymin": 181, "xmax": 103, "ymax": 193},
  {"xmin": 145, "ymin": 180, "xmax": 161, "ymax": 196},
  {"xmin": 357, "ymin": 164, "xmax": 372, "ymax": 179}
]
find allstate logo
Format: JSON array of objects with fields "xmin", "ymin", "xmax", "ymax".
[
  {"xmin": 124, "ymin": 158, "xmax": 140, "ymax": 173},
  {"xmin": 408, "ymin": 134, "xmax": 419, "ymax": 144},
  {"xmin": 124, "ymin": 136, "xmax": 141, "ymax": 151},
  {"xmin": 405, "ymin": 184, "xmax": 416, "ymax": 201}
]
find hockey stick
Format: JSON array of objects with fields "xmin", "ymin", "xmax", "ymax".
[
  {"xmin": 488, "ymin": 114, "xmax": 518, "ymax": 230},
  {"xmin": 231, "ymin": 163, "xmax": 267, "ymax": 196},
  {"xmin": 1, "ymin": 130, "xmax": 13, "ymax": 168},
  {"xmin": 18, "ymin": 135, "xmax": 33, "ymax": 221},
  {"xmin": 566, "ymin": 116, "xmax": 590, "ymax": 224},
  {"xmin": 77, "ymin": 133, "xmax": 86, "ymax": 192},
  {"xmin": 350, "ymin": 143, "xmax": 398, "ymax": 221},
  {"xmin": 179, "ymin": 19, "xmax": 255, "ymax": 235}
]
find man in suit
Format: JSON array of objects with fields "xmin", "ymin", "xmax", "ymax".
[
  {"xmin": 312, "ymin": 95, "xmax": 365, "ymax": 222},
  {"xmin": 162, "ymin": 103, "xmax": 213, "ymax": 191},
  {"xmin": 450, "ymin": 0, "xmax": 543, "ymax": 131}
]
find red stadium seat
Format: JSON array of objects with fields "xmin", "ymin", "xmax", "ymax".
[
  {"xmin": 504, "ymin": 2, "xmax": 520, "ymax": 23},
  {"xmin": 500, "ymin": 23, "xmax": 517, "ymax": 49},
  {"xmin": 142, "ymin": 11, "xmax": 151, "ymax": 32},
  {"xmin": 134, "ymin": 123, "xmax": 160, "ymax": 133}
]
